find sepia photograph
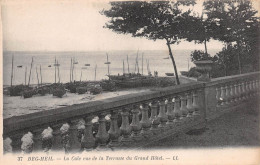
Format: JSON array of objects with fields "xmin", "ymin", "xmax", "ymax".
[{"xmin": 1, "ymin": 0, "xmax": 260, "ymax": 164}]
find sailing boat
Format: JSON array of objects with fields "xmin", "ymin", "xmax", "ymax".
[
  {"xmin": 52, "ymin": 58, "xmax": 66, "ymax": 98},
  {"xmin": 23, "ymin": 57, "xmax": 35, "ymax": 98},
  {"xmin": 104, "ymin": 53, "xmax": 111, "ymax": 76}
]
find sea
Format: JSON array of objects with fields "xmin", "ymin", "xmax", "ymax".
[{"xmin": 3, "ymin": 49, "xmax": 219, "ymax": 86}]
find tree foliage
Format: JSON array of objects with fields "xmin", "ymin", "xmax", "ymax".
[{"xmin": 101, "ymin": 1, "xmax": 196, "ymax": 84}]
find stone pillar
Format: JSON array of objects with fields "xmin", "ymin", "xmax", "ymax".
[
  {"xmin": 140, "ymin": 103, "xmax": 152, "ymax": 137},
  {"xmin": 166, "ymin": 97, "xmax": 174, "ymax": 128},
  {"xmin": 130, "ymin": 105, "xmax": 143, "ymax": 141},
  {"xmin": 81, "ymin": 115, "xmax": 95, "ymax": 151},
  {"xmin": 149, "ymin": 101, "xmax": 160, "ymax": 135},
  {"xmin": 96, "ymin": 113, "xmax": 109, "ymax": 150},
  {"xmin": 120, "ymin": 108, "xmax": 132, "ymax": 143},
  {"xmin": 108, "ymin": 111, "xmax": 121, "ymax": 147},
  {"xmin": 158, "ymin": 99, "xmax": 168, "ymax": 131}
]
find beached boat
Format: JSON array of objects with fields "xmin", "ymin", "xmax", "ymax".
[
  {"xmin": 52, "ymin": 85, "xmax": 66, "ymax": 98},
  {"xmin": 76, "ymin": 86, "xmax": 87, "ymax": 94},
  {"xmin": 100, "ymin": 80, "xmax": 116, "ymax": 91},
  {"xmin": 22, "ymin": 88, "xmax": 35, "ymax": 98},
  {"xmin": 165, "ymin": 73, "xmax": 174, "ymax": 76},
  {"xmin": 85, "ymin": 64, "xmax": 90, "ymax": 66},
  {"xmin": 53, "ymin": 63, "xmax": 60, "ymax": 66}
]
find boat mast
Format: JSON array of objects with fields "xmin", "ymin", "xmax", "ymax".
[
  {"xmin": 57, "ymin": 60, "xmax": 60, "ymax": 83},
  {"xmin": 40, "ymin": 65, "xmax": 42, "ymax": 86},
  {"xmin": 123, "ymin": 60, "xmax": 125, "ymax": 74},
  {"xmin": 94, "ymin": 64, "xmax": 97, "ymax": 81},
  {"xmin": 80, "ymin": 69, "xmax": 82, "ymax": 82},
  {"xmin": 11, "ymin": 55, "xmax": 14, "ymax": 87},
  {"xmin": 70, "ymin": 58, "xmax": 72, "ymax": 83},
  {"xmin": 72, "ymin": 58, "xmax": 74, "ymax": 82},
  {"xmin": 106, "ymin": 53, "xmax": 110, "ymax": 75},
  {"xmin": 55, "ymin": 57, "xmax": 57, "ymax": 83},
  {"xmin": 25, "ymin": 66, "xmax": 27, "ymax": 85},
  {"xmin": 36, "ymin": 66, "xmax": 39, "ymax": 87},
  {"xmin": 28, "ymin": 57, "xmax": 34, "ymax": 86},
  {"xmin": 127, "ymin": 55, "xmax": 130, "ymax": 73}
]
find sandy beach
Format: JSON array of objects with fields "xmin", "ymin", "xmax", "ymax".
[{"xmin": 3, "ymin": 88, "xmax": 151, "ymax": 119}]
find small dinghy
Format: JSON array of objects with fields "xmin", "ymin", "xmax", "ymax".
[{"xmin": 165, "ymin": 73, "xmax": 174, "ymax": 76}]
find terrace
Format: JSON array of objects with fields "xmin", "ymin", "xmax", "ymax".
[{"xmin": 3, "ymin": 71, "xmax": 260, "ymax": 153}]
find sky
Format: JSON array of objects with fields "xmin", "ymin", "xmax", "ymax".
[{"xmin": 0, "ymin": 0, "xmax": 238, "ymax": 52}]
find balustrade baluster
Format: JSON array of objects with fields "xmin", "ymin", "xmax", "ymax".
[
  {"xmin": 149, "ymin": 101, "xmax": 160, "ymax": 134},
  {"xmin": 225, "ymin": 84, "xmax": 231, "ymax": 104},
  {"xmin": 216, "ymin": 87, "xmax": 221, "ymax": 106},
  {"xmin": 250, "ymin": 80, "xmax": 254, "ymax": 97},
  {"xmin": 192, "ymin": 91, "xmax": 200, "ymax": 116},
  {"xmin": 187, "ymin": 92, "xmax": 194, "ymax": 118},
  {"xmin": 253, "ymin": 80, "xmax": 256, "ymax": 96},
  {"xmin": 229, "ymin": 83, "xmax": 235, "ymax": 103},
  {"xmin": 41, "ymin": 127, "xmax": 53, "ymax": 153},
  {"xmin": 256, "ymin": 80, "xmax": 259, "ymax": 95},
  {"xmin": 245, "ymin": 81, "xmax": 249, "ymax": 99},
  {"xmin": 239, "ymin": 83, "xmax": 243, "ymax": 100},
  {"xmin": 21, "ymin": 132, "xmax": 34, "ymax": 154},
  {"xmin": 173, "ymin": 96, "xmax": 182, "ymax": 125},
  {"xmin": 166, "ymin": 97, "xmax": 174, "ymax": 128},
  {"xmin": 220, "ymin": 86, "xmax": 226, "ymax": 105},
  {"xmin": 81, "ymin": 115, "xmax": 95, "ymax": 151},
  {"xmin": 120, "ymin": 108, "xmax": 132, "ymax": 143},
  {"xmin": 180, "ymin": 94, "xmax": 188, "ymax": 121},
  {"xmin": 60, "ymin": 123, "xmax": 70, "ymax": 153},
  {"xmin": 140, "ymin": 103, "xmax": 153, "ymax": 137},
  {"xmin": 96, "ymin": 113, "xmax": 110, "ymax": 150},
  {"xmin": 130, "ymin": 105, "xmax": 143, "ymax": 141},
  {"xmin": 3, "ymin": 137, "xmax": 12, "ymax": 154},
  {"xmin": 158, "ymin": 99, "xmax": 168, "ymax": 131},
  {"xmin": 76, "ymin": 119, "xmax": 85, "ymax": 145},
  {"xmin": 108, "ymin": 111, "xmax": 121, "ymax": 147},
  {"xmin": 234, "ymin": 83, "xmax": 239, "ymax": 102}
]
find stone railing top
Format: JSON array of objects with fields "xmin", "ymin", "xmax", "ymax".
[
  {"xmin": 207, "ymin": 71, "xmax": 260, "ymax": 87},
  {"xmin": 4, "ymin": 81, "xmax": 204, "ymax": 135}
]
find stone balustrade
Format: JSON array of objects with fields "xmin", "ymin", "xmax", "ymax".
[{"xmin": 3, "ymin": 72, "xmax": 260, "ymax": 154}]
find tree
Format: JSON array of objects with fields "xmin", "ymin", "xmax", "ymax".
[
  {"xmin": 203, "ymin": 0, "xmax": 259, "ymax": 74},
  {"xmin": 101, "ymin": 1, "xmax": 196, "ymax": 85}
]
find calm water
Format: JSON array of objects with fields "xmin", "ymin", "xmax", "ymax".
[{"xmin": 3, "ymin": 49, "xmax": 219, "ymax": 86}]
